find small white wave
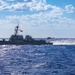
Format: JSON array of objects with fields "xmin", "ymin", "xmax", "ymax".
[{"xmin": 33, "ymin": 63, "xmax": 46, "ymax": 68}]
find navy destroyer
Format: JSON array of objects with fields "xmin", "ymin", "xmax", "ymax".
[{"xmin": 0, "ymin": 25, "xmax": 53, "ymax": 45}]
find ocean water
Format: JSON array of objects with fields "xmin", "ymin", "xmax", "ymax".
[{"xmin": 0, "ymin": 38, "xmax": 75, "ymax": 75}]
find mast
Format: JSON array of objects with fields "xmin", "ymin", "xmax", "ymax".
[{"xmin": 14, "ymin": 24, "xmax": 23, "ymax": 36}]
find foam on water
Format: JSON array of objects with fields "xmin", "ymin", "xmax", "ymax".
[
  {"xmin": 53, "ymin": 40, "xmax": 75, "ymax": 45},
  {"xmin": 49, "ymin": 38, "xmax": 75, "ymax": 45}
]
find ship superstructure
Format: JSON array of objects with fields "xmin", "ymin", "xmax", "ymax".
[{"xmin": 0, "ymin": 25, "xmax": 53, "ymax": 45}]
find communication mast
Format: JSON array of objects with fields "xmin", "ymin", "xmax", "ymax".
[{"xmin": 14, "ymin": 24, "xmax": 23, "ymax": 36}]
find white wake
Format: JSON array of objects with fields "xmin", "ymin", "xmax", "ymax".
[{"xmin": 53, "ymin": 40, "xmax": 75, "ymax": 45}]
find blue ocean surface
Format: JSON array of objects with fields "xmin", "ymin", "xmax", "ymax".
[{"xmin": 0, "ymin": 38, "xmax": 75, "ymax": 75}]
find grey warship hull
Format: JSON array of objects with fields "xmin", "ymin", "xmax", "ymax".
[{"xmin": 0, "ymin": 41, "xmax": 53, "ymax": 45}]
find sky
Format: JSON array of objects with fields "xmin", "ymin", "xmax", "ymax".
[{"xmin": 0, "ymin": 0, "xmax": 75, "ymax": 38}]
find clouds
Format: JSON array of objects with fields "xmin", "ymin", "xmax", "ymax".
[
  {"xmin": 0, "ymin": 0, "xmax": 75, "ymax": 27},
  {"xmin": 5, "ymin": 10, "xmax": 75, "ymax": 28},
  {"xmin": 0, "ymin": 0, "xmax": 46, "ymax": 11},
  {"xmin": 0, "ymin": 13, "xmax": 75, "ymax": 38},
  {"xmin": 0, "ymin": 9, "xmax": 74, "ymax": 38},
  {"xmin": 0, "ymin": 0, "xmax": 26, "ymax": 11},
  {"xmin": 0, "ymin": 0, "xmax": 75, "ymax": 28},
  {"xmin": 0, "ymin": 0, "xmax": 75, "ymax": 14},
  {"xmin": 0, "ymin": 0, "xmax": 42, "ymax": 11},
  {"xmin": 0, "ymin": 0, "xmax": 62, "ymax": 12},
  {"xmin": 0, "ymin": 0, "xmax": 75, "ymax": 38},
  {"xmin": 65, "ymin": 4, "xmax": 75, "ymax": 13}
]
